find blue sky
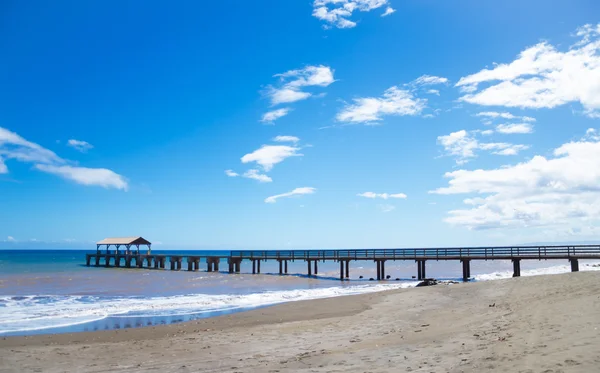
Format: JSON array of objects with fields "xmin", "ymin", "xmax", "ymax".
[{"xmin": 1, "ymin": 0, "xmax": 600, "ymax": 249}]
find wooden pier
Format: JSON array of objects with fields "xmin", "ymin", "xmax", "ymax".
[{"xmin": 86, "ymin": 244, "xmax": 600, "ymax": 281}]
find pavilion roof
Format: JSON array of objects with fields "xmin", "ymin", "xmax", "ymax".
[{"xmin": 96, "ymin": 237, "xmax": 151, "ymax": 246}]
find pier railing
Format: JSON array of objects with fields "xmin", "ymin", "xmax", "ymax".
[{"xmin": 230, "ymin": 245, "xmax": 600, "ymax": 260}]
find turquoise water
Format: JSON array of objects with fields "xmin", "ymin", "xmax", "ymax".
[{"xmin": 1, "ymin": 249, "xmax": 595, "ymax": 336}]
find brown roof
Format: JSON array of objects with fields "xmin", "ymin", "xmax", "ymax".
[{"xmin": 96, "ymin": 237, "xmax": 151, "ymax": 246}]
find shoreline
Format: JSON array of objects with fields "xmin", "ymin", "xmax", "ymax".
[
  {"xmin": 2, "ymin": 259, "xmax": 600, "ymax": 338},
  {"xmin": 2, "ymin": 271, "xmax": 600, "ymax": 372}
]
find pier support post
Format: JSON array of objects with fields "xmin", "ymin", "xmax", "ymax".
[
  {"xmin": 160, "ymin": 258, "xmax": 165, "ymax": 269},
  {"xmin": 381, "ymin": 260, "xmax": 386, "ymax": 280},
  {"xmin": 257, "ymin": 260, "xmax": 260, "ymax": 274},
  {"xmin": 284, "ymin": 260, "xmax": 288, "ymax": 274},
  {"xmin": 417, "ymin": 260, "xmax": 426, "ymax": 280},
  {"xmin": 339, "ymin": 260, "xmax": 344, "ymax": 280},
  {"xmin": 307, "ymin": 260, "xmax": 312, "ymax": 276},
  {"xmin": 376, "ymin": 260, "xmax": 381, "ymax": 280},
  {"xmin": 512, "ymin": 259, "xmax": 521, "ymax": 277},
  {"xmin": 461, "ymin": 260, "xmax": 471, "ymax": 281},
  {"xmin": 170, "ymin": 259, "xmax": 175, "ymax": 271},
  {"xmin": 95, "ymin": 256, "xmax": 100, "ymax": 266},
  {"xmin": 570, "ymin": 258, "xmax": 579, "ymax": 272},
  {"xmin": 314, "ymin": 260, "xmax": 318, "ymax": 275},
  {"xmin": 235, "ymin": 260, "xmax": 240, "ymax": 273},
  {"xmin": 154, "ymin": 258, "xmax": 159, "ymax": 269},
  {"xmin": 252, "ymin": 260, "xmax": 256, "ymax": 274},
  {"xmin": 278, "ymin": 260, "xmax": 283, "ymax": 275},
  {"xmin": 345, "ymin": 260, "xmax": 350, "ymax": 279},
  {"xmin": 188, "ymin": 260, "xmax": 193, "ymax": 271}
]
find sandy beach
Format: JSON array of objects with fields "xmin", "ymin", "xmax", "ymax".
[{"xmin": 1, "ymin": 271, "xmax": 599, "ymax": 372}]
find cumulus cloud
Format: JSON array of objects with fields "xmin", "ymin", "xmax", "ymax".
[
  {"xmin": 35, "ymin": 164, "xmax": 128, "ymax": 190},
  {"xmin": 224, "ymin": 170, "xmax": 239, "ymax": 177},
  {"xmin": 337, "ymin": 86, "xmax": 426, "ymax": 124},
  {"xmin": 0, "ymin": 127, "xmax": 127, "ymax": 190},
  {"xmin": 496, "ymin": 123, "xmax": 534, "ymax": 134},
  {"xmin": 437, "ymin": 130, "xmax": 528, "ymax": 164},
  {"xmin": 261, "ymin": 108, "xmax": 291, "ymax": 123},
  {"xmin": 312, "ymin": 0, "xmax": 392, "ymax": 29},
  {"xmin": 431, "ymin": 128, "xmax": 600, "ymax": 231},
  {"xmin": 273, "ymin": 135, "xmax": 300, "ymax": 143},
  {"xmin": 67, "ymin": 139, "xmax": 93, "ymax": 152},
  {"xmin": 457, "ymin": 24, "xmax": 600, "ymax": 117},
  {"xmin": 357, "ymin": 192, "xmax": 407, "ymax": 199},
  {"xmin": 265, "ymin": 187, "xmax": 316, "ymax": 203},
  {"xmin": 241, "ymin": 145, "xmax": 302, "ymax": 172}
]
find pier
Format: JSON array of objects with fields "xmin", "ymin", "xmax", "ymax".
[{"xmin": 86, "ymin": 238, "xmax": 600, "ymax": 281}]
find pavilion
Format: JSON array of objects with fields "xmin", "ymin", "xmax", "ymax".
[{"xmin": 96, "ymin": 237, "xmax": 152, "ymax": 255}]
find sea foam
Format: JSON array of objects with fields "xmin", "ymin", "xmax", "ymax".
[{"xmin": 0, "ymin": 282, "xmax": 417, "ymax": 334}]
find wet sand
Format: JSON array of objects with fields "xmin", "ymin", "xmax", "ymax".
[{"xmin": 1, "ymin": 271, "xmax": 599, "ymax": 372}]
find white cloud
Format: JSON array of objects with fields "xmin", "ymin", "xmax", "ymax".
[
  {"xmin": 437, "ymin": 129, "xmax": 528, "ymax": 164},
  {"xmin": 261, "ymin": 108, "xmax": 291, "ymax": 123},
  {"xmin": 312, "ymin": 0, "xmax": 390, "ymax": 29},
  {"xmin": 6, "ymin": 236, "xmax": 15, "ymax": 242},
  {"xmin": 35, "ymin": 164, "xmax": 128, "ymax": 190},
  {"xmin": 426, "ymin": 89, "xmax": 440, "ymax": 96},
  {"xmin": 0, "ymin": 126, "xmax": 127, "ymax": 190},
  {"xmin": 242, "ymin": 169, "xmax": 272, "ymax": 183},
  {"xmin": 275, "ymin": 65, "xmax": 335, "ymax": 89},
  {"xmin": 266, "ymin": 65, "xmax": 335, "ymax": 106},
  {"xmin": 431, "ymin": 129, "xmax": 600, "ymax": 231},
  {"xmin": 265, "ymin": 187, "xmax": 316, "ymax": 203},
  {"xmin": 475, "ymin": 112, "xmax": 536, "ymax": 122},
  {"xmin": 241, "ymin": 145, "xmax": 302, "ymax": 171},
  {"xmin": 381, "ymin": 6, "xmax": 395, "ymax": 17},
  {"xmin": 273, "ymin": 135, "xmax": 300, "ymax": 143},
  {"xmin": 378, "ymin": 204, "xmax": 396, "ymax": 212},
  {"xmin": 457, "ymin": 24, "xmax": 600, "ymax": 117},
  {"xmin": 269, "ymin": 88, "xmax": 311, "ymax": 106},
  {"xmin": 0, "ymin": 127, "xmax": 62, "ymax": 165},
  {"xmin": 357, "ymin": 192, "xmax": 407, "ymax": 199},
  {"xmin": 478, "ymin": 142, "xmax": 530, "ymax": 156},
  {"xmin": 480, "ymin": 130, "xmax": 494, "ymax": 136},
  {"xmin": 411, "ymin": 75, "xmax": 449, "ymax": 86},
  {"xmin": 337, "ymin": 86, "xmax": 426, "ymax": 124},
  {"xmin": 496, "ymin": 123, "xmax": 534, "ymax": 134},
  {"xmin": 67, "ymin": 139, "xmax": 93, "ymax": 152},
  {"xmin": 225, "ymin": 170, "xmax": 239, "ymax": 177},
  {"xmin": 437, "ymin": 130, "xmax": 479, "ymax": 164}
]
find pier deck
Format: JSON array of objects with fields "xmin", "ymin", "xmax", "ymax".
[{"xmin": 86, "ymin": 245, "xmax": 600, "ymax": 281}]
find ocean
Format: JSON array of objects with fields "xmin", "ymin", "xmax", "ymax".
[{"xmin": 1, "ymin": 249, "xmax": 599, "ymax": 337}]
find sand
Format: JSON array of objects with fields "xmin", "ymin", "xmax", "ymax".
[{"xmin": 1, "ymin": 271, "xmax": 599, "ymax": 373}]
